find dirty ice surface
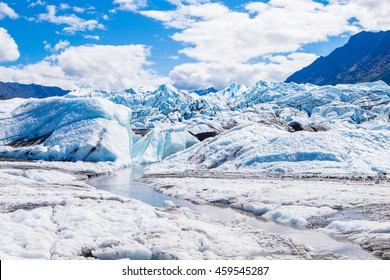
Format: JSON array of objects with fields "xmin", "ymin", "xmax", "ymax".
[
  {"xmin": 144, "ymin": 175, "xmax": 390, "ymax": 259},
  {"xmin": 0, "ymin": 161, "xmax": 324, "ymax": 260}
]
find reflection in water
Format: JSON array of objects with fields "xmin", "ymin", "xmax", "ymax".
[
  {"xmin": 86, "ymin": 167, "xmax": 375, "ymax": 260},
  {"xmin": 87, "ymin": 166, "xmax": 195, "ymax": 209}
]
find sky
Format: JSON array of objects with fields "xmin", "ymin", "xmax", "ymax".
[{"xmin": 0, "ymin": 0, "xmax": 389, "ymax": 91}]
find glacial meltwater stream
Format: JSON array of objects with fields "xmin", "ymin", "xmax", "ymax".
[{"xmin": 86, "ymin": 168, "xmax": 375, "ymax": 260}]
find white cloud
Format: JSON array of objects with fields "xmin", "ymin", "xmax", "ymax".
[
  {"xmin": 0, "ymin": 28, "xmax": 20, "ymax": 62},
  {"xmin": 58, "ymin": 3, "xmax": 86, "ymax": 13},
  {"xmin": 141, "ymin": 2, "xmax": 228, "ymax": 29},
  {"xmin": 59, "ymin": 3, "xmax": 71, "ymax": 10},
  {"xmin": 54, "ymin": 40, "xmax": 70, "ymax": 52},
  {"xmin": 166, "ymin": 0, "xmax": 210, "ymax": 5},
  {"xmin": 73, "ymin": 6, "xmax": 86, "ymax": 13},
  {"xmin": 140, "ymin": 0, "xmax": 390, "ymax": 89},
  {"xmin": 146, "ymin": 1, "xmax": 357, "ymax": 63},
  {"xmin": 43, "ymin": 40, "xmax": 70, "ymax": 53},
  {"xmin": 38, "ymin": 5, "xmax": 104, "ymax": 34},
  {"xmin": 0, "ymin": 44, "xmax": 168, "ymax": 90},
  {"xmin": 43, "ymin": 40, "xmax": 51, "ymax": 51},
  {"xmin": 113, "ymin": 0, "xmax": 148, "ymax": 12},
  {"xmin": 168, "ymin": 55, "xmax": 179, "ymax": 60},
  {"xmin": 28, "ymin": 1, "xmax": 45, "ymax": 8},
  {"xmin": 171, "ymin": 53, "xmax": 318, "ymax": 90},
  {"xmin": 329, "ymin": 0, "xmax": 390, "ymax": 31},
  {"xmin": 0, "ymin": 61, "xmax": 75, "ymax": 89},
  {"xmin": 0, "ymin": 2, "xmax": 18, "ymax": 19},
  {"xmin": 83, "ymin": 34, "xmax": 100, "ymax": 40}
]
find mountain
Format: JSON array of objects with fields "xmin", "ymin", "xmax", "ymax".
[
  {"xmin": 192, "ymin": 87, "xmax": 218, "ymax": 96},
  {"xmin": 0, "ymin": 82, "xmax": 71, "ymax": 99},
  {"xmin": 286, "ymin": 31, "xmax": 390, "ymax": 85}
]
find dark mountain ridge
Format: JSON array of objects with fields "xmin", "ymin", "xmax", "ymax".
[
  {"xmin": 192, "ymin": 87, "xmax": 218, "ymax": 96},
  {"xmin": 286, "ymin": 30, "xmax": 390, "ymax": 85},
  {"xmin": 0, "ymin": 82, "xmax": 70, "ymax": 99}
]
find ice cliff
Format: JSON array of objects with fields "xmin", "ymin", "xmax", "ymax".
[{"xmin": 0, "ymin": 97, "xmax": 132, "ymax": 164}]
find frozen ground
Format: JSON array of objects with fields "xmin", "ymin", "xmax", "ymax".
[
  {"xmin": 143, "ymin": 174, "xmax": 390, "ymax": 259},
  {"xmin": 0, "ymin": 161, "xmax": 322, "ymax": 260}
]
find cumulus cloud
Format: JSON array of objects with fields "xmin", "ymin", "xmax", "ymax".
[
  {"xmin": 329, "ymin": 0, "xmax": 390, "ymax": 31},
  {"xmin": 113, "ymin": 0, "xmax": 148, "ymax": 12},
  {"xmin": 166, "ymin": 0, "xmax": 210, "ymax": 5},
  {"xmin": 83, "ymin": 34, "xmax": 100, "ymax": 40},
  {"xmin": 38, "ymin": 5, "xmax": 104, "ymax": 34},
  {"xmin": 140, "ymin": 0, "xmax": 390, "ymax": 89},
  {"xmin": 53, "ymin": 40, "xmax": 70, "ymax": 51},
  {"xmin": 59, "ymin": 3, "xmax": 71, "ymax": 10},
  {"xmin": 141, "ymin": 2, "xmax": 228, "ymax": 29},
  {"xmin": 0, "ymin": 61, "xmax": 75, "ymax": 89},
  {"xmin": 0, "ymin": 44, "xmax": 168, "ymax": 90},
  {"xmin": 171, "ymin": 53, "xmax": 318, "ymax": 90},
  {"xmin": 0, "ymin": 28, "xmax": 20, "ymax": 62},
  {"xmin": 0, "ymin": 2, "xmax": 18, "ymax": 19},
  {"xmin": 58, "ymin": 3, "xmax": 91, "ymax": 14},
  {"xmin": 28, "ymin": 1, "xmax": 45, "ymax": 8},
  {"xmin": 145, "ymin": 0, "xmax": 357, "ymax": 63},
  {"xmin": 44, "ymin": 40, "xmax": 71, "ymax": 52},
  {"xmin": 73, "ymin": 6, "xmax": 86, "ymax": 13}
]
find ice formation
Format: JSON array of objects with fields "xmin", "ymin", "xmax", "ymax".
[
  {"xmin": 2, "ymin": 80, "xmax": 390, "ymax": 260},
  {"xmin": 1, "ymin": 80, "xmax": 390, "ymax": 174},
  {"xmin": 0, "ymin": 97, "xmax": 132, "ymax": 164},
  {"xmin": 0, "ymin": 162, "xmax": 315, "ymax": 260}
]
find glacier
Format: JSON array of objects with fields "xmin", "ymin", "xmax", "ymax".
[
  {"xmin": 1, "ymin": 80, "xmax": 390, "ymax": 260},
  {"xmin": 1, "ymin": 80, "xmax": 390, "ymax": 174},
  {"xmin": 0, "ymin": 97, "xmax": 132, "ymax": 165},
  {"xmin": 152, "ymin": 123, "xmax": 390, "ymax": 175}
]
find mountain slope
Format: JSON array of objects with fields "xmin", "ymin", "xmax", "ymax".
[
  {"xmin": 0, "ymin": 82, "xmax": 70, "ymax": 99},
  {"xmin": 192, "ymin": 87, "xmax": 218, "ymax": 96},
  {"xmin": 286, "ymin": 31, "xmax": 390, "ymax": 85}
]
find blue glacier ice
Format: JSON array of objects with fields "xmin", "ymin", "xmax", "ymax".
[
  {"xmin": 0, "ymin": 97, "xmax": 132, "ymax": 164},
  {"xmin": 1, "ymin": 80, "xmax": 390, "ymax": 174}
]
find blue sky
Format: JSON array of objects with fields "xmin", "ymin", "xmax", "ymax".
[{"xmin": 0, "ymin": 0, "xmax": 389, "ymax": 90}]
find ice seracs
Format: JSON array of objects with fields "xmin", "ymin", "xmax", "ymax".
[
  {"xmin": 0, "ymin": 97, "xmax": 132, "ymax": 165},
  {"xmin": 149, "ymin": 122, "xmax": 390, "ymax": 175},
  {"xmin": 131, "ymin": 124, "xmax": 199, "ymax": 164},
  {"xmin": 1, "ymin": 80, "xmax": 390, "ymax": 173},
  {"xmin": 2, "ymin": 79, "xmax": 390, "ymax": 260}
]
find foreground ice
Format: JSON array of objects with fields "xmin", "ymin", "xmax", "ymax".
[
  {"xmin": 144, "ymin": 175, "xmax": 390, "ymax": 259},
  {"xmin": 0, "ymin": 161, "xmax": 318, "ymax": 260}
]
